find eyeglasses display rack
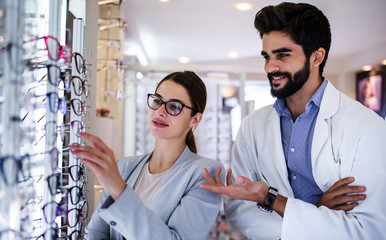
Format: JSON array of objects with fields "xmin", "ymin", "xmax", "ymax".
[
  {"xmin": 0, "ymin": 0, "xmax": 26, "ymax": 239},
  {"xmin": 0, "ymin": 0, "xmax": 89, "ymax": 239}
]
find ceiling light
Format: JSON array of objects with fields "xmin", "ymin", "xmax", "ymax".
[
  {"xmin": 158, "ymin": 0, "xmax": 170, "ymax": 2},
  {"xmin": 228, "ymin": 51, "xmax": 239, "ymax": 58},
  {"xmin": 136, "ymin": 71, "xmax": 144, "ymax": 79},
  {"xmin": 361, "ymin": 65, "xmax": 373, "ymax": 71},
  {"xmin": 235, "ymin": 2, "xmax": 253, "ymax": 11},
  {"xmin": 382, "ymin": 59, "xmax": 386, "ymax": 65},
  {"xmin": 125, "ymin": 45, "xmax": 149, "ymax": 66},
  {"xmin": 98, "ymin": 0, "xmax": 121, "ymax": 5},
  {"xmin": 178, "ymin": 57, "xmax": 190, "ymax": 64}
]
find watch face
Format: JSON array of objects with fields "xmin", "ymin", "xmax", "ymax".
[{"xmin": 268, "ymin": 187, "xmax": 278, "ymax": 195}]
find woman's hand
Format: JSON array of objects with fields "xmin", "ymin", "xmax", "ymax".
[
  {"xmin": 69, "ymin": 132, "xmax": 127, "ymax": 200},
  {"xmin": 317, "ymin": 177, "xmax": 366, "ymax": 211}
]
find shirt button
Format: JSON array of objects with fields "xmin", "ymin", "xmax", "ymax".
[
  {"xmin": 293, "ymin": 175, "xmax": 297, "ymax": 180},
  {"xmin": 290, "ymin": 147, "xmax": 295, "ymax": 152},
  {"xmin": 110, "ymin": 221, "xmax": 117, "ymax": 226}
]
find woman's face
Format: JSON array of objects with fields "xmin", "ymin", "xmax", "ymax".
[{"xmin": 148, "ymin": 80, "xmax": 198, "ymax": 141}]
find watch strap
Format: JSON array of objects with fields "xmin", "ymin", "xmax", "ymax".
[{"xmin": 257, "ymin": 186, "xmax": 278, "ymax": 212}]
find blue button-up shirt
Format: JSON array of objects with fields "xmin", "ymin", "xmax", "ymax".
[{"xmin": 273, "ymin": 79, "xmax": 327, "ymax": 204}]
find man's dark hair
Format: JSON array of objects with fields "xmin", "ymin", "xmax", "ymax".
[{"xmin": 254, "ymin": 2, "xmax": 331, "ymax": 77}]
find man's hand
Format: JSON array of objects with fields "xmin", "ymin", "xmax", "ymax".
[
  {"xmin": 317, "ymin": 177, "xmax": 366, "ymax": 211},
  {"xmin": 200, "ymin": 167, "xmax": 268, "ymax": 203}
]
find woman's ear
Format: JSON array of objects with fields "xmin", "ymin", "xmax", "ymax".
[
  {"xmin": 189, "ymin": 112, "xmax": 203, "ymax": 128},
  {"xmin": 312, "ymin": 47, "xmax": 326, "ymax": 67}
]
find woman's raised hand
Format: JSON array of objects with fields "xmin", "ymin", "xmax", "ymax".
[{"xmin": 70, "ymin": 132, "xmax": 127, "ymax": 200}]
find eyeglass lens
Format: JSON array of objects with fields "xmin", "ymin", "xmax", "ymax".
[
  {"xmin": 73, "ymin": 52, "xmax": 85, "ymax": 75},
  {"xmin": 147, "ymin": 94, "xmax": 184, "ymax": 116}
]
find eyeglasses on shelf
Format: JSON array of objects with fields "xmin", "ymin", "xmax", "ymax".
[
  {"xmin": 0, "ymin": 154, "xmax": 31, "ymax": 185},
  {"xmin": 23, "ymin": 35, "xmax": 71, "ymax": 66}
]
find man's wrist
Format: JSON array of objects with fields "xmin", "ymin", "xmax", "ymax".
[{"xmin": 257, "ymin": 186, "xmax": 278, "ymax": 212}]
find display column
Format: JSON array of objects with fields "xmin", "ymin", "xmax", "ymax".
[
  {"xmin": 0, "ymin": 0, "xmax": 24, "ymax": 238},
  {"xmin": 42, "ymin": 1, "xmax": 64, "ymax": 240},
  {"xmin": 67, "ymin": 17, "xmax": 88, "ymax": 236}
]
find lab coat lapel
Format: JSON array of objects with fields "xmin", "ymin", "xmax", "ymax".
[
  {"xmin": 311, "ymin": 81, "xmax": 339, "ymax": 169},
  {"xmin": 266, "ymin": 110, "xmax": 293, "ymax": 192}
]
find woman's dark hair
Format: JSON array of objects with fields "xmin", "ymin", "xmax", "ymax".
[
  {"xmin": 254, "ymin": 2, "xmax": 331, "ymax": 77},
  {"xmin": 155, "ymin": 71, "xmax": 207, "ymax": 153}
]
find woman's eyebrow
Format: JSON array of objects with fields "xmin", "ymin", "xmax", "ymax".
[
  {"xmin": 169, "ymin": 98, "xmax": 184, "ymax": 103},
  {"xmin": 154, "ymin": 93, "xmax": 184, "ymax": 103},
  {"xmin": 154, "ymin": 92, "xmax": 163, "ymax": 99}
]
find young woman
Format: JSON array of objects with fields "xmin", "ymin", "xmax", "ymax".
[{"xmin": 70, "ymin": 71, "xmax": 224, "ymax": 240}]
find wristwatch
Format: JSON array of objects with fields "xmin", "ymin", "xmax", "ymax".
[{"xmin": 257, "ymin": 186, "xmax": 278, "ymax": 212}]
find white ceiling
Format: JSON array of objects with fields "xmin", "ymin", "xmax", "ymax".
[{"xmin": 121, "ymin": 0, "xmax": 386, "ymax": 73}]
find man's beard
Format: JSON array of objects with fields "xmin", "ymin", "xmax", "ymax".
[{"xmin": 268, "ymin": 59, "xmax": 310, "ymax": 99}]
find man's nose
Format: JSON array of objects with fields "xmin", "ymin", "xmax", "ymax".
[{"xmin": 264, "ymin": 59, "xmax": 280, "ymax": 73}]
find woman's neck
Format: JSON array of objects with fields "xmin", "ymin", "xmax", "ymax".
[{"xmin": 149, "ymin": 139, "xmax": 186, "ymax": 174}]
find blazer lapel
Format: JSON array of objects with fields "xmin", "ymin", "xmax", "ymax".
[
  {"xmin": 123, "ymin": 154, "xmax": 151, "ymax": 189},
  {"xmin": 147, "ymin": 146, "xmax": 192, "ymax": 204}
]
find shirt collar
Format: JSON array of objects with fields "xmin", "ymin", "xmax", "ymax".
[
  {"xmin": 307, "ymin": 78, "xmax": 327, "ymax": 110},
  {"xmin": 273, "ymin": 78, "xmax": 328, "ymax": 116}
]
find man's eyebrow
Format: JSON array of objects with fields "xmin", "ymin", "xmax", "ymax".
[
  {"xmin": 272, "ymin": 48, "xmax": 292, "ymax": 54},
  {"xmin": 261, "ymin": 48, "xmax": 292, "ymax": 56}
]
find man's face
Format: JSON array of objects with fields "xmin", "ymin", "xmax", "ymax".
[{"xmin": 261, "ymin": 31, "xmax": 310, "ymax": 99}]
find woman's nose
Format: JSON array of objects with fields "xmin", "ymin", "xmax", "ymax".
[{"xmin": 155, "ymin": 103, "xmax": 168, "ymax": 116}]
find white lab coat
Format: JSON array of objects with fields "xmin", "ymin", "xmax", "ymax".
[{"xmin": 225, "ymin": 81, "xmax": 386, "ymax": 240}]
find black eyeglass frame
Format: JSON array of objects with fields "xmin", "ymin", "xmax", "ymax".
[{"xmin": 147, "ymin": 93, "xmax": 195, "ymax": 116}]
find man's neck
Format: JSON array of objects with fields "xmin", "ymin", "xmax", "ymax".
[{"xmin": 285, "ymin": 76, "xmax": 323, "ymax": 121}]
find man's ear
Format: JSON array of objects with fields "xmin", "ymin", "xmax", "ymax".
[
  {"xmin": 312, "ymin": 47, "xmax": 326, "ymax": 67},
  {"xmin": 189, "ymin": 112, "xmax": 203, "ymax": 128}
]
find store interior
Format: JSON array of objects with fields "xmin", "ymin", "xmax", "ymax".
[{"xmin": 0, "ymin": 0, "xmax": 385, "ymax": 239}]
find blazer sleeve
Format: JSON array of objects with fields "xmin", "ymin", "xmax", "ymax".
[
  {"xmin": 224, "ymin": 115, "xmax": 283, "ymax": 240},
  {"xmin": 88, "ymin": 159, "xmax": 223, "ymax": 240},
  {"xmin": 85, "ymin": 189, "xmax": 112, "ymax": 239}
]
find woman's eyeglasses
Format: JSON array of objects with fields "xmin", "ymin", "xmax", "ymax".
[{"xmin": 147, "ymin": 93, "xmax": 195, "ymax": 116}]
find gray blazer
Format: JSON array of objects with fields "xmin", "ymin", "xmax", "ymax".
[{"xmin": 86, "ymin": 146, "xmax": 224, "ymax": 240}]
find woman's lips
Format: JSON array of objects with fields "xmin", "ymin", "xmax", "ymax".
[{"xmin": 152, "ymin": 119, "xmax": 169, "ymax": 128}]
